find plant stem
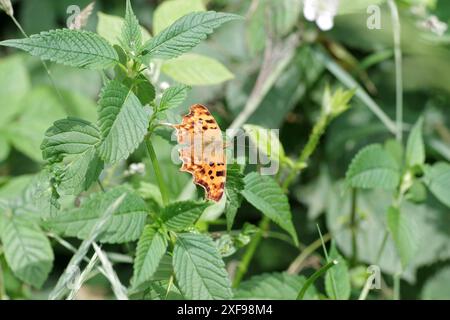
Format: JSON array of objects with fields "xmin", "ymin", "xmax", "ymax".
[
  {"xmin": 388, "ymin": 0, "xmax": 403, "ymax": 142},
  {"xmin": 145, "ymin": 138, "xmax": 169, "ymax": 206},
  {"xmin": 358, "ymin": 275, "xmax": 374, "ymax": 300},
  {"xmin": 350, "ymin": 188, "xmax": 358, "ymax": 266},
  {"xmin": 0, "ymin": 255, "xmax": 6, "ymax": 300},
  {"xmin": 297, "ymin": 260, "xmax": 338, "ymax": 300},
  {"xmin": 287, "ymin": 233, "xmax": 331, "ymax": 274},
  {"xmin": 393, "ymin": 272, "xmax": 401, "ymax": 300},
  {"xmin": 232, "ymin": 216, "xmax": 270, "ymax": 287}
]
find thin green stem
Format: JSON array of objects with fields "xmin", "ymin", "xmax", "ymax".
[
  {"xmin": 287, "ymin": 233, "xmax": 331, "ymax": 274},
  {"xmin": 393, "ymin": 273, "xmax": 401, "ymax": 300},
  {"xmin": 145, "ymin": 139, "xmax": 169, "ymax": 206},
  {"xmin": 0, "ymin": 254, "xmax": 6, "ymax": 300},
  {"xmin": 388, "ymin": 0, "xmax": 403, "ymax": 142},
  {"xmin": 297, "ymin": 260, "xmax": 338, "ymax": 300},
  {"xmin": 232, "ymin": 216, "xmax": 270, "ymax": 287},
  {"xmin": 358, "ymin": 275, "xmax": 374, "ymax": 300},
  {"xmin": 350, "ymin": 188, "xmax": 358, "ymax": 266}
]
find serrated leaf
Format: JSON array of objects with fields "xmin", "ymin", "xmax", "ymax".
[
  {"xmin": 141, "ymin": 11, "xmax": 242, "ymax": 61},
  {"xmin": 234, "ymin": 272, "xmax": 317, "ymax": 300},
  {"xmin": 325, "ymin": 244, "xmax": 351, "ymax": 300},
  {"xmin": 0, "ymin": 55, "xmax": 30, "ymax": 127},
  {"xmin": 124, "ymin": 74, "xmax": 156, "ymax": 106},
  {"xmin": 159, "ymin": 85, "xmax": 190, "ymax": 111},
  {"xmin": 97, "ymin": 12, "xmax": 151, "ymax": 46},
  {"xmin": 162, "ymin": 54, "xmax": 234, "ymax": 85},
  {"xmin": 387, "ymin": 206, "xmax": 418, "ymax": 268},
  {"xmin": 132, "ymin": 226, "xmax": 168, "ymax": 288},
  {"xmin": 41, "ymin": 117, "xmax": 103, "ymax": 194},
  {"xmin": 121, "ymin": 0, "xmax": 142, "ymax": 53},
  {"xmin": 424, "ymin": 162, "xmax": 450, "ymax": 208},
  {"xmin": 1, "ymin": 216, "xmax": 53, "ymax": 288},
  {"xmin": 406, "ymin": 117, "xmax": 425, "ymax": 168},
  {"xmin": 97, "ymin": 80, "xmax": 152, "ymax": 163},
  {"xmin": 160, "ymin": 201, "xmax": 210, "ymax": 232},
  {"xmin": 0, "ymin": 29, "xmax": 118, "ymax": 69},
  {"xmin": 173, "ymin": 233, "xmax": 232, "ymax": 299},
  {"xmin": 346, "ymin": 144, "xmax": 400, "ymax": 190},
  {"xmin": 225, "ymin": 164, "xmax": 244, "ymax": 230},
  {"xmin": 153, "ymin": 0, "xmax": 206, "ymax": 35},
  {"xmin": 242, "ymin": 172, "xmax": 298, "ymax": 245},
  {"xmin": 46, "ymin": 186, "xmax": 148, "ymax": 243}
]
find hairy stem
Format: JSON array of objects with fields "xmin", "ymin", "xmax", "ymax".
[
  {"xmin": 145, "ymin": 139, "xmax": 169, "ymax": 206},
  {"xmin": 232, "ymin": 216, "xmax": 270, "ymax": 287}
]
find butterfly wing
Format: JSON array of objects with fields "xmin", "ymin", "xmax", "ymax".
[{"xmin": 174, "ymin": 104, "xmax": 226, "ymax": 202}]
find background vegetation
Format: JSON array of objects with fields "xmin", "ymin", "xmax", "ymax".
[{"xmin": 0, "ymin": 0, "xmax": 450, "ymax": 300}]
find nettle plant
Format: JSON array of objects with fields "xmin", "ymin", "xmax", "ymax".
[{"xmin": 0, "ymin": 1, "xmax": 356, "ymax": 300}]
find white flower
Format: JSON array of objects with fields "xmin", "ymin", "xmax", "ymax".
[
  {"xmin": 159, "ymin": 81, "xmax": 170, "ymax": 91},
  {"xmin": 303, "ymin": 0, "xmax": 340, "ymax": 31},
  {"xmin": 420, "ymin": 15, "xmax": 448, "ymax": 36},
  {"xmin": 125, "ymin": 163, "xmax": 146, "ymax": 176}
]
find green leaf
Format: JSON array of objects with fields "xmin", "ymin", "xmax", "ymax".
[
  {"xmin": 243, "ymin": 124, "xmax": 285, "ymax": 165},
  {"xmin": 41, "ymin": 117, "xmax": 103, "ymax": 195},
  {"xmin": 160, "ymin": 201, "xmax": 210, "ymax": 232},
  {"xmin": 406, "ymin": 117, "xmax": 425, "ymax": 168},
  {"xmin": 173, "ymin": 233, "xmax": 232, "ymax": 299},
  {"xmin": 159, "ymin": 85, "xmax": 190, "ymax": 111},
  {"xmin": 0, "ymin": 134, "xmax": 10, "ymax": 161},
  {"xmin": 325, "ymin": 244, "xmax": 351, "ymax": 300},
  {"xmin": 121, "ymin": 0, "xmax": 142, "ymax": 53},
  {"xmin": 97, "ymin": 80, "xmax": 152, "ymax": 163},
  {"xmin": 424, "ymin": 162, "xmax": 450, "ymax": 208},
  {"xmin": 242, "ymin": 172, "xmax": 298, "ymax": 245},
  {"xmin": 0, "ymin": 29, "xmax": 118, "ymax": 69},
  {"xmin": 1, "ymin": 216, "xmax": 54, "ymax": 288},
  {"xmin": 0, "ymin": 55, "xmax": 30, "ymax": 127},
  {"xmin": 46, "ymin": 186, "xmax": 148, "ymax": 243},
  {"xmin": 124, "ymin": 74, "xmax": 156, "ymax": 106},
  {"xmin": 97, "ymin": 12, "xmax": 151, "ymax": 46},
  {"xmin": 153, "ymin": 0, "xmax": 206, "ymax": 35},
  {"xmin": 132, "ymin": 226, "xmax": 168, "ymax": 288},
  {"xmin": 234, "ymin": 272, "xmax": 317, "ymax": 300},
  {"xmin": 386, "ymin": 206, "xmax": 418, "ymax": 268},
  {"xmin": 162, "ymin": 54, "xmax": 234, "ymax": 86},
  {"xmin": 225, "ymin": 164, "xmax": 244, "ymax": 230},
  {"xmin": 346, "ymin": 144, "xmax": 401, "ymax": 190},
  {"xmin": 141, "ymin": 11, "xmax": 242, "ymax": 61},
  {"xmin": 422, "ymin": 266, "xmax": 450, "ymax": 299}
]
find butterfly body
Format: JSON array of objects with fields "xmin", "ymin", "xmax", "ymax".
[{"xmin": 174, "ymin": 104, "xmax": 226, "ymax": 202}]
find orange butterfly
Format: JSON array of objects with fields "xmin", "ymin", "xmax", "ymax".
[{"xmin": 173, "ymin": 104, "xmax": 226, "ymax": 202}]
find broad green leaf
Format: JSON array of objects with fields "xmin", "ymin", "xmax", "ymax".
[
  {"xmin": 422, "ymin": 267, "xmax": 450, "ymax": 299},
  {"xmin": 0, "ymin": 55, "xmax": 30, "ymax": 127},
  {"xmin": 41, "ymin": 117, "xmax": 103, "ymax": 195},
  {"xmin": 0, "ymin": 29, "xmax": 118, "ymax": 69},
  {"xmin": 0, "ymin": 134, "xmax": 10, "ymax": 161},
  {"xmin": 424, "ymin": 162, "xmax": 450, "ymax": 208},
  {"xmin": 225, "ymin": 164, "xmax": 244, "ymax": 230},
  {"xmin": 386, "ymin": 206, "xmax": 418, "ymax": 268},
  {"xmin": 124, "ymin": 74, "xmax": 156, "ymax": 106},
  {"xmin": 242, "ymin": 172, "xmax": 298, "ymax": 245},
  {"xmin": 159, "ymin": 85, "xmax": 190, "ymax": 111},
  {"xmin": 384, "ymin": 139, "xmax": 404, "ymax": 168},
  {"xmin": 173, "ymin": 233, "xmax": 232, "ymax": 299},
  {"xmin": 97, "ymin": 12, "xmax": 151, "ymax": 46},
  {"xmin": 243, "ymin": 124, "xmax": 285, "ymax": 165},
  {"xmin": 5, "ymin": 87, "xmax": 66, "ymax": 161},
  {"xmin": 160, "ymin": 201, "xmax": 210, "ymax": 231},
  {"xmin": 46, "ymin": 186, "xmax": 148, "ymax": 243},
  {"xmin": 406, "ymin": 117, "xmax": 425, "ymax": 168},
  {"xmin": 141, "ymin": 11, "xmax": 242, "ymax": 61},
  {"xmin": 325, "ymin": 243, "xmax": 351, "ymax": 300},
  {"xmin": 1, "ymin": 216, "xmax": 53, "ymax": 288},
  {"xmin": 121, "ymin": 0, "xmax": 142, "ymax": 53},
  {"xmin": 161, "ymin": 53, "xmax": 234, "ymax": 85},
  {"xmin": 346, "ymin": 144, "xmax": 400, "ymax": 190},
  {"xmin": 234, "ymin": 272, "xmax": 317, "ymax": 300},
  {"xmin": 97, "ymin": 80, "xmax": 152, "ymax": 163},
  {"xmin": 132, "ymin": 226, "xmax": 168, "ymax": 288},
  {"xmin": 153, "ymin": 0, "xmax": 206, "ymax": 35}
]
